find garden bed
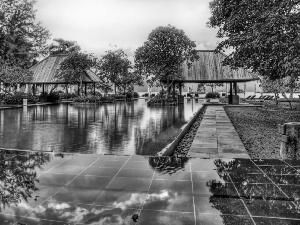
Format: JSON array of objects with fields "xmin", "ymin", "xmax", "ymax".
[{"xmin": 224, "ymin": 105, "xmax": 300, "ymax": 159}]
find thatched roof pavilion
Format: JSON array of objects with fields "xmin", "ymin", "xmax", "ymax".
[
  {"xmin": 173, "ymin": 50, "xmax": 259, "ymax": 104},
  {"xmin": 27, "ymin": 54, "xmax": 101, "ymax": 84},
  {"xmin": 178, "ymin": 50, "xmax": 257, "ymax": 83}
]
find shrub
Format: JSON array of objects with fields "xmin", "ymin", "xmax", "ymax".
[
  {"xmin": 133, "ymin": 92, "xmax": 139, "ymax": 98},
  {"xmin": 205, "ymin": 92, "xmax": 220, "ymax": 98},
  {"xmin": 3, "ymin": 92, "xmax": 39, "ymax": 104},
  {"xmin": 46, "ymin": 92, "xmax": 60, "ymax": 102},
  {"xmin": 60, "ymin": 93, "xmax": 77, "ymax": 99},
  {"xmin": 73, "ymin": 96, "xmax": 102, "ymax": 103}
]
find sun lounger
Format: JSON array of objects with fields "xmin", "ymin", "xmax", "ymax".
[
  {"xmin": 249, "ymin": 95, "xmax": 256, "ymax": 100},
  {"xmin": 245, "ymin": 95, "xmax": 253, "ymax": 99}
]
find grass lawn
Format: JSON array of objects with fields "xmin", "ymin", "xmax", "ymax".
[{"xmin": 225, "ymin": 104, "xmax": 300, "ymax": 159}]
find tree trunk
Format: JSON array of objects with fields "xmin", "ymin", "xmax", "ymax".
[
  {"xmin": 282, "ymin": 92, "xmax": 292, "ymax": 108},
  {"xmin": 289, "ymin": 87, "xmax": 294, "ymax": 100}
]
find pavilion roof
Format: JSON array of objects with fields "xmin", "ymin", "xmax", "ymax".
[
  {"xmin": 28, "ymin": 54, "xmax": 101, "ymax": 84},
  {"xmin": 177, "ymin": 50, "xmax": 258, "ymax": 83}
]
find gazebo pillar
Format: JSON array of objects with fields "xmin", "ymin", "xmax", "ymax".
[
  {"xmin": 0, "ymin": 83, "xmax": 3, "ymax": 93},
  {"xmin": 42, "ymin": 84, "xmax": 45, "ymax": 95},
  {"xmin": 32, "ymin": 84, "xmax": 36, "ymax": 95},
  {"xmin": 234, "ymin": 82, "xmax": 237, "ymax": 95},
  {"xmin": 25, "ymin": 84, "xmax": 29, "ymax": 94},
  {"xmin": 179, "ymin": 82, "xmax": 182, "ymax": 95},
  {"xmin": 17, "ymin": 84, "xmax": 20, "ymax": 92},
  {"xmin": 177, "ymin": 82, "xmax": 184, "ymax": 104},
  {"xmin": 84, "ymin": 83, "xmax": 87, "ymax": 96},
  {"xmin": 228, "ymin": 82, "xmax": 239, "ymax": 105},
  {"xmin": 93, "ymin": 83, "xmax": 96, "ymax": 96}
]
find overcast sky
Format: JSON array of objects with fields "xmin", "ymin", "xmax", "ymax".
[{"xmin": 35, "ymin": 0, "xmax": 221, "ymax": 61}]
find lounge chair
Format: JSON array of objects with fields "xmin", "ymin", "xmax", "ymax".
[
  {"xmin": 249, "ymin": 95, "xmax": 256, "ymax": 100},
  {"xmin": 245, "ymin": 95, "xmax": 253, "ymax": 99}
]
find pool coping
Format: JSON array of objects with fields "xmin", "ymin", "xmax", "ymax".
[{"xmin": 156, "ymin": 104, "xmax": 205, "ymax": 156}]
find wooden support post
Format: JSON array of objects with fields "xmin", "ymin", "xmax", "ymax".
[
  {"xmin": 230, "ymin": 82, "xmax": 233, "ymax": 96},
  {"xmin": 179, "ymin": 83, "xmax": 182, "ymax": 96},
  {"xmin": 93, "ymin": 83, "xmax": 96, "ymax": 96},
  {"xmin": 234, "ymin": 82, "xmax": 237, "ymax": 95},
  {"xmin": 42, "ymin": 84, "xmax": 45, "ymax": 95}
]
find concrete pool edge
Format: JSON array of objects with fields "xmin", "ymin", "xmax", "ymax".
[{"xmin": 156, "ymin": 104, "xmax": 205, "ymax": 157}]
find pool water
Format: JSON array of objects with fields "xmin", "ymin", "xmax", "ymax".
[{"xmin": 0, "ymin": 99, "xmax": 203, "ymax": 155}]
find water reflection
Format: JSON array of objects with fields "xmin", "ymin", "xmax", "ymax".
[
  {"xmin": 0, "ymin": 150, "xmax": 50, "ymax": 210},
  {"xmin": 0, "ymin": 100, "xmax": 202, "ymax": 154}
]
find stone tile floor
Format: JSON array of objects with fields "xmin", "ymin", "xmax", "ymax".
[
  {"xmin": 1, "ymin": 150, "xmax": 300, "ymax": 224},
  {"xmin": 189, "ymin": 106, "xmax": 250, "ymax": 159}
]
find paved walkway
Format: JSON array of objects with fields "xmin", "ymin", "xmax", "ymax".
[{"xmin": 188, "ymin": 105, "xmax": 250, "ymax": 158}]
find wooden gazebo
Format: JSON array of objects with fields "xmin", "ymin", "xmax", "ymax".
[{"xmin": 175, "ymin": 50, "xmax": 258, "ymax": 104}]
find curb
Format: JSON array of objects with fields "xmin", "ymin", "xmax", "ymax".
[{"xmin": 156, "ymin": 105, "xmax": 205, "ymax": 156}]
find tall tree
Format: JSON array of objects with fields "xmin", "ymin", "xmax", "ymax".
[
  {"xmin": 55, "ymin": 52, "xmax": 97, "ymax": 96},
  {"xmin": 0, "ymin": 0, "xmax": 51, "ymax": 68},
  {"xmin": 134, "ymin": 25, "xmax": 199, "ymax": 97},
  {"xmin": 99, "ymin": 49, "xmax": 133, "ymax": 94},
  {"xmin": 207, "ymin": 0, "xmax": 300, "ymax": 81}
]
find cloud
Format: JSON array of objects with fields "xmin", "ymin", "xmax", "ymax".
[{"xmin": 35, "ymin": 0, "xmax": 221, "ymax": 58}]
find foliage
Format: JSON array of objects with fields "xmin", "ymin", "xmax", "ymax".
[
  {"xmin": 0, "ymin": 150, "xmax": 51, "ymax": 209},
  {"xmin": 73, "ymin": 95, "xmax": 116, "ymax": 103},
  {"xmin": 134, "ymin": 25, "xmax": 199, "ymax": 95},
  {"xmin": 260, "ymin": 76, "xmax": 300, "ymax": 107},
  {"xmin": 55, "ymin": 52, "xmax": 97, "ymax": 96},
  {"xmin": 48, "ymin": 38, "xmax": 81, "ymax": 55},
  {"xmin": 205, "ymin": 92, "xmax": 220, "ymax": 98},
  {"xmin": 0, "ymin": 0, "xmax": 50, "ymax": 68},
  {"xmin": 197, "ymin": 83, "xmax": 206, "ymax": 93},
  {"xmin": 2, "ymin": 92, "xmax": 38, "ymax": 104},
  {"xmin": 44, "ymin": 91, "xmax": 60, "ymax": 102},
  {"xmin": 207, "ymin": 0, "xmax": 300, "ymax": 81},
  {"xmin": 0, "ymin": 60, "xmax": 32, "ymax": 91},
  {"xmin": 98, "ymin": 48, "xmax": 142, "ymax": 93},
  {"xmin": 133, "ymin": 92, "xmax": 139, "ymax": 98},
  {"xmin": 148, "ymin": 94, "xmax": 177, "ymax": 104},
  {"xmin": 59, "ymin": 92, "xmax": 77, "ymax": 99},
  {"xmin": 206, "ymin": 83, "xmax": 224, "ymax": 92}
]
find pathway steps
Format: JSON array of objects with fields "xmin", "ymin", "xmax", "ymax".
[{"xmin": 188, "ymin": 106, "xmax": 250, "ymax": 158}]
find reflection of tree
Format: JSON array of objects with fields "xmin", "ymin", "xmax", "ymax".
[
  {"xmin": 0, "ymin": 151, "xmax": 50, "ymax": 209},
  {"xmin": 148, "ymin": 157, "xmax": 190, "ymax": 174},
  {"xmin": 207, "ymin": 158, "xmax": 290, "ymax": 217},
  {"xmin": 134, "ymin": 106, "xmax": 185, "ymax": 155}
]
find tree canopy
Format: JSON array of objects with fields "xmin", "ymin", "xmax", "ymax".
[
  {"xmin": 0, "ymin": 0, "xmax": 50, "ymax": 68},
  {"xmin": 48, "ymin": 38, "xmax": 81, "ymax": 56},
  {"xmin": 55, "ymin": 52, "xmax": 97, "ymax": 96},
  {"xmin": 207, "ymin": 0, "xmax": 300, "ymax": 80},
  {"xmin": 134, "ymin": 25, "xmax": 199, "ymax": 90},
  {"xmin": 99, "ymin": 48, "xmax": 142, "ymax": 94}
]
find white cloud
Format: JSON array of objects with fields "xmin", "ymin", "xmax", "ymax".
[{"xmin": 35, "ymin": 0, "xmax": 221, "ymax": 58}]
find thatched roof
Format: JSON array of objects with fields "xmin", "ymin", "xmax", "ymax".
[
  {"xmin": 28, "ymin": 54, "xmax": 101, "ymax": 84},
  {"xmin": 178, "ymin": 50, "xmax": 258, "ymax": 83}
]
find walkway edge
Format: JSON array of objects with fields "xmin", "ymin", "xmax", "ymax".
[{"xmin": 156, "ymin": 105, "xmax": 205, "ymax": 156}]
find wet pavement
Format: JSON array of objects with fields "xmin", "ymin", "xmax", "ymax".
[
  {"xmin": 189, "ymin": 106, "xmax": 250, "ymax": 159},
  {"xmin": 1, "ymin": 150, "xmax": 300, "ymax": 224}
]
